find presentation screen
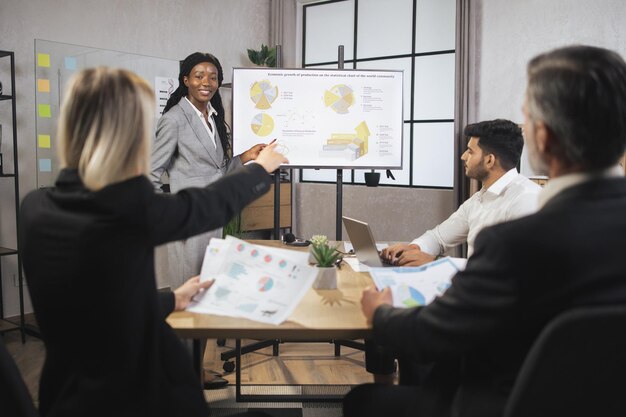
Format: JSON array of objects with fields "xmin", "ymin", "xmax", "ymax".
[{"xmin": 232, "ymin": 67, "xmax": 403, "ymax": 169}]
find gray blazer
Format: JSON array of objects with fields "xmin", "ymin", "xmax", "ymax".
[
  {"xmin": 150, "ymin": 98, "xmax": 242, "ymax": 193},
  {"xmin": 150, "ymin": 98, "xmax": 244, "ymax": 286}
]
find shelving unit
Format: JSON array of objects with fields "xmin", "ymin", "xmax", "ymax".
[{"xmin": 0, "ymin": 49, "xmax": 25, "ymax": 341}]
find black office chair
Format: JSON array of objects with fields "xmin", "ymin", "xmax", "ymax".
[
  {"xmin": 503, "ymin": 305, "xmax": 626, "ymax": 417},
  {"xmin": 0, "ymin": 338, "xmax": 39, "ymax": 417}
]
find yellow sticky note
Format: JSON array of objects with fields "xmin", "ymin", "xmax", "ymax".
[
  {"xmin": 38, "ymin": 53, "xmax": 50, "ymax": 68},
  {"xmin": 38, "ymin": 104, "xmax": 51, "ymax": 118},
  {"xmin": 37, "ymin": 79, "xmax": 50, "ymax": 93},
  {"xmin": 38, "ymin": 134, "xmax": 51, "ymax": 148}
]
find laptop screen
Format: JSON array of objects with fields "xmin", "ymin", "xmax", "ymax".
[{"xmin": 342, "ymin": 216, "xmax": 388, "ymax": 268}]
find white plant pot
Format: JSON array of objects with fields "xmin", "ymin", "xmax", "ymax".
[
  {"xmin": 312, "ymin": 266, "xmax": 338, "ymax": 290},
  {"xmin": 308, "ymin": 246, "xmax": 317, "ymax": 264}
]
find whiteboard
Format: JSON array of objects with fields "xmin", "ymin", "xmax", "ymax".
[
  {"xmin": 232, "ymin": 68, "xmax": 403, "ymax": 169},
  {"xmin": 34, "ymin": 39, "xmax": 179, "ymax": 188}
]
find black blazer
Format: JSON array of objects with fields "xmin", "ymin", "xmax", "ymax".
[
  {"xmin": 19, "ymin": 165, "xmax": 271, "ymax": 417},
  {"xmin": 373, "ymin": 177, "xmax": 626, "ymax": 417}
]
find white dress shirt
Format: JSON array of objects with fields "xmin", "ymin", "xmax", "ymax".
[
  {"xmin": 184, "ymin": 97, "xmax": 217, "ymax": 148},
  {"xmin": 537, "ymin": 164, "xmax": 624, "ymax": 209},
  {"xmin": 412, "ymin": 169, "xmax": 542, "ymax": 257}
]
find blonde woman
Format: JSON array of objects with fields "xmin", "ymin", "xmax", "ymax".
[{"xmin": 19, "ymin": 67, "xmax": 285, "ymax": 417}]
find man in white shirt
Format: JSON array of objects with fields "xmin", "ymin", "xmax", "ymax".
[
  {"xmin": 382, "ymin": 119, "xmax": 541, "ymax": 267},
  {"xmin": 368, "ymin": 119, "xmax": 541, "ymax": 385}
]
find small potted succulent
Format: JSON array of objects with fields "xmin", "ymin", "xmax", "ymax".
[{"xmin": 310, "ymin": 235, "xmax": 342, "ymax": 289}]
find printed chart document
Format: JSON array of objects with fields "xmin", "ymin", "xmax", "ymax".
[
  {"xmin": 369, "ymin": 257, "xmax": 466, "ymax": 308},
  {"xmin": 187, "ymin": 236, "xmax": 317, "ymax": 325}
]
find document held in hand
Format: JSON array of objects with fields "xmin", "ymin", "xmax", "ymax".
[
  {"xmin": 186, "ymin": 236, "xmax": 318, "ymax": 325},
  {"xmin": 369, "ymin": 257, "xmax": 466, "ymax": 308}
]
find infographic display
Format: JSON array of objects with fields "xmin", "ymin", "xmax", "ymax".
[{"xmin": 232, "ymin": 68, "xmax": 403, "ymax": 169}]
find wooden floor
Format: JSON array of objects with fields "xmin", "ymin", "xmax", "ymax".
[
  {"xmin": 4, "ymin": 321, "xmax": 374, "ymax": 407},
  {"xmin": 204, "ymin": 339, "xmax": 372, "ymax": 386}
]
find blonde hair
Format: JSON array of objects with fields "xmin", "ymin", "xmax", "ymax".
[{"xmin": 58, "ymin": 67, "xmax": 155, "ymax": 190}]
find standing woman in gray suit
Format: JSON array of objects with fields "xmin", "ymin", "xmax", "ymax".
[{"xmin": 151, "ymin": 52, "xmax": 266, "ymax": 287}]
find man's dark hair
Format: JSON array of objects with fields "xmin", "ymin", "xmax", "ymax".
[
  {"xmin": 464, "ymin": 119, "xmax": 523, "ymax": 171},
  {"xmin": 527, "ymin": 45, "xmax": 626, "ymax": 170}
]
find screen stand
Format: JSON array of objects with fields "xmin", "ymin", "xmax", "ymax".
[
  {"xmin": 332, "ymin": 44, "xmax": 365, "ymax": 356},
  {"xmin": 335, "ymin": 45, "xmax": 345, "ymax": 241},
  {"xmin": 336, "ymin": 169, "xmax": 343, "ymax": 240},
  {"xmin": 273, "ymin": 169, "xmax": 281, "ymax": 239},
  {"xmin": 273, "ymin": 45, "xmax": 283, "ymax": 240}
]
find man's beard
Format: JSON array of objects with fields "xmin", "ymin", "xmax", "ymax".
[{"xmin": 467, "ymin": 163, "xmax": 489, "ymax": 182}]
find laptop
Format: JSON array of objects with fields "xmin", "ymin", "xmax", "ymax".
[{"xmin": 342, "ymin": 216, "xmax": 394, "ymax": 268}]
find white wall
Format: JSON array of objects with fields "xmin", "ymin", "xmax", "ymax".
[
  {"xmin": 0, "ymin": 0, "xmax": 271, "ymax": 317},
  {"xmin": 476, "ymin": 0, "xmax": 626, "ymax": 176}
]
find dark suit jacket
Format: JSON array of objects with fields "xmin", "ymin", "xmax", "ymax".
[
  {"xmin": 372, "ymin": 177, "xmax": 626, "ymax": 417},
  {"xmin": 19, "ymin": 164, "xmax": 271, "ymax": 417}
]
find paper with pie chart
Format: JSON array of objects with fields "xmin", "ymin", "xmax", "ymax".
[
  {"xmin": 368, "ymin": 258, "xmax": 466, "ymax": 308},
  {"xmin": 232, "ymin": 67, "xmax": 403, "ymax": 169},
  {"xmin": 187, "ymin": 236, "xmax": 317, "ymax": 325}
]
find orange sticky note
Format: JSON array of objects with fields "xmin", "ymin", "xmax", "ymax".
[
  {"xmin": 37, "ymin": 79, "xmax": 50, "ymax": 93},
  {"xmin": 37, "ymin": 53, "xmax": 50, "ymax": 68},
  {"xmin": 38, "ymin": 134, "xmax": 51, "ymax": 148}
]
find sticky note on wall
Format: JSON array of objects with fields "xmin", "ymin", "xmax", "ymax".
[
  {"xmin": 38, "ymin": 135, "xmax": 51, "ymax": 148},
  {"xmin": 38, "ymin": 104, "xmax": 51, "ymax": 118},
  {"xmin": 39, "ymin": 159, "xmax": 52, "ymax": 172},
  {"xmin": 64, "ymin": 57, "xmax": 77, "ymax": 70},
  {"xmin": 37, "ymin": 53, "xmax": 50, "ymax": 68},
  {"xmin": 37, "ymin": 79, "xmax": 50, "ymax": 93}
]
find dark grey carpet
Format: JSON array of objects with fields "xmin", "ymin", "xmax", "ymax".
[{"xmin": 206, "ymin": 385, "xmax": 352, "ymax": 417}]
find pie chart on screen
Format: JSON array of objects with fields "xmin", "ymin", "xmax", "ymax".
[
  {"xmin": 250, "ymin": 80, "xmax": 278, "ymax": 110},
  {"xmin": 251, "ymin": 113, "xmax": 274, "ymax": 137},
  {"xmin": 324, "ymin": 84, "xmax": 354, "ymax": 114}
]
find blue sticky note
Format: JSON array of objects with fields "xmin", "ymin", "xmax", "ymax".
[
  {"xmin": 64, "ymin": 57, "xmax": 77, "ymax": 71},
  {"xmin": 39, "ymin": 159, "xmax": 52, "ymax": 172}
]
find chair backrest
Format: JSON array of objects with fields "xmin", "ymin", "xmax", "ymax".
[
  {"xmin": 504, "ymin": 305, "xmax": 626, "ymax": 417},
  {"xmin": 0, "ymin": 338, "xmax": 39, "ymax": 417}
]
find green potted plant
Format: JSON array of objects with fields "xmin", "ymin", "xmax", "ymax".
[
  {"xmin": 247, "ymin": 44, "xmax": 277, "ymax": 67},
  {"xmin": 310, "ymin": 235, "xmax": 342, "ymax": 289}
]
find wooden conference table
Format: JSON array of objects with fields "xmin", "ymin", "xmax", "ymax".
[{"xmin": 167, "ymin": 240, "xmax": 373, "ymax": 402}]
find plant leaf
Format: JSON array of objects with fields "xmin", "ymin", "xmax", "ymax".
[
  {"xmin": 247, "ymin": 49, "xmax": 260, "ymax": 65},
  {"xmin": 266, "ymin": 49, "xmax": 277, "ymax": 68},
  {"xmin": 311, "ymin": 244, "xmax": 342, "ymax": 267}
]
